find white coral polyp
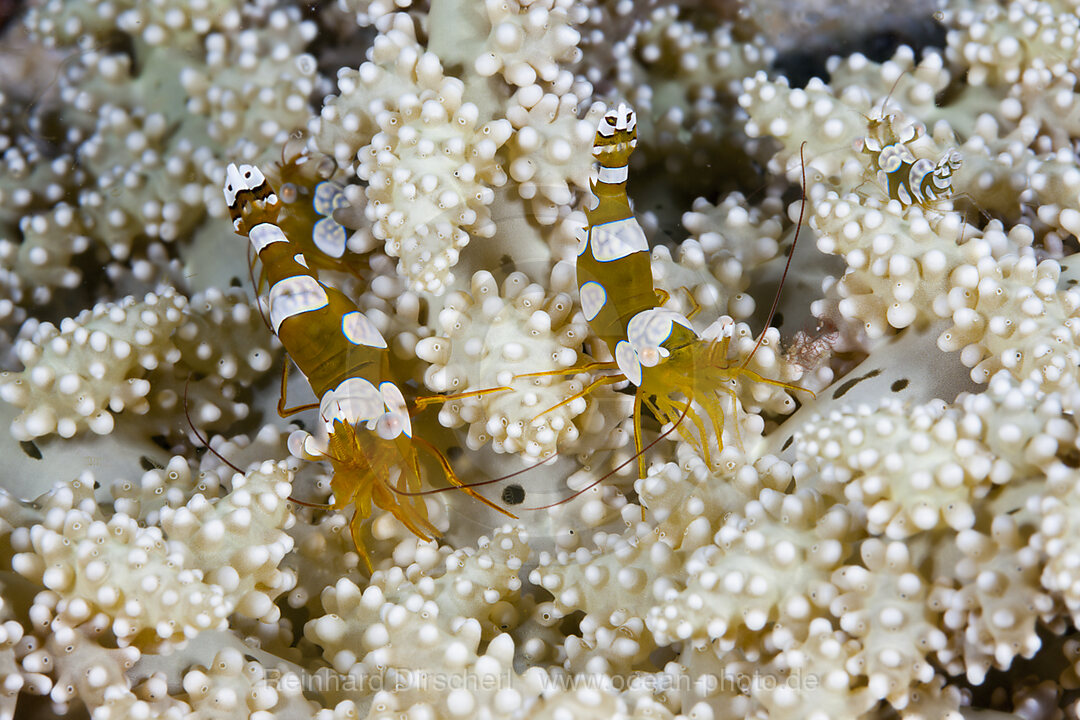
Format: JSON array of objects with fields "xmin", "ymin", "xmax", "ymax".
[
  {"xmin": 1036, "ymin": 480, "xmax": 1080, "ymax": 625},
  {"xmin": 474, "ymin": 0, "xmax": 583, "ymax": 88},
  {"xmin": 798, "ymin": 397, "xmax": 999, "ymax": 537},
  {"xmin": 311, "ymin": 14, "xmax": 434, "ymax": 169},
  {"xmin": 830, "ymin": 540, "xmax": 946, "ymax": 707},
  {"xmin": 15, "ymin": 508, "xmax": 230, "ymax": 648},
  {"xmin": 0, "ymin": 289, "xmax": 186, "ymax": 441},
  {"xmin": 931, "ymin": 517, "xmax": 1053, "ymax": 684},
  {"xmin": 505, "ymin": 87, "xmax": 601, "ymax": 224},
  {"xmin": 651, "ymin": 192, "xmax": 787, "ymax": 330},
  {"xmin": 359, "ymin": 82, "xmax": 511, "ymax": 294},
  {"xmin": 938, "ymin": 247, "xmax": 1080, "ymax": 394},
  {"xmin": 416, "ymin": 270, "xmax": 588, "ymax": 459},
  {"xmin": 811, "ymin": 193, "xmax": 968, "ymax": 338},
  {"xmin": 11, "ymin": 463, "xmax": 295, "ymax": 649},
  {"xmin": 304, "ymin": 528, "xmax": 533, "ymax": 711},
  {"xmin": 942, "ymin": 0, "xmax": 1080, "ymax": 86},
  {"xmin": 648, "ymin": 489, "xmax": 852, "ymax": 648},
  {"xmin": 754, "ymin": 618, "xmax": 876, "ymax": 720},
  {"xmin": 182, "ymin": 646, "xmax": 314, "ymax": 717},
  {"xmin": 180, "ymin": 8, "xmax": 318, "ymax": 154},
  {"xmin": 160, "ymin": 461, "xmax": 297, "ymax": 624}
]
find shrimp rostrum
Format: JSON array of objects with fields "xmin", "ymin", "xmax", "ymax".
[
  {"xmin": 223, "ymin": 162, "xmax": 513, "ymax": 569},
  {"xmin": 530, "ymin": 104, "xmax": 810, "ymax": 474}
]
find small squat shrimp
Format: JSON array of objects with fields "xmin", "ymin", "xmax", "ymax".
[
  {"xmin": 858, "ymin": 112, "xmax": 962, "ymax": 209},
  {"xmin": 524, "ymin": 103, "xmax": 811, "ymax": 476},
  {"xmin": 223, "ymin": 162, "xmax": 514, "ymax": 569},
  {"xmin": 850, "ymin": 72, "xmax": 963, "ymax": 211}
]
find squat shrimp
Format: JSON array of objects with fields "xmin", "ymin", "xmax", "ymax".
[
  {"xmin": 847, "ymin": 70, "xmax": 963, "ymax": 210},
  {"xmin": 858, "ymin": 111, "xmax": 962, "ymax": 209}
]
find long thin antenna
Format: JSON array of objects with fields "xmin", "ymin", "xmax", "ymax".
[
  {"xmin": 385, "ymin": 450, "xmax": 560, "ymax": 498},
  {"xmin": 878, "ymin": 68, "xmax": 908, "ymax": 120},
  {"xmin": 286, "ymin": 439, "xmax": 347, "ymax": 509},
  {"xmin": 184, "ymin": 377, "xmax": 243, "ymax": 474},
  {"xmin": 519, "ymin": 397, "xmax": 691, "ymax": 511},
  {"xmin": 742, "ymin": 140, "xmax": 808, "ymax": 370},
  {"xmin": 287, "ymin": 495, "xmax": 333, "ymax": 509},
  {"xmin": 387, "ymin": 394, "xmax": 687, "ymax": 507}
]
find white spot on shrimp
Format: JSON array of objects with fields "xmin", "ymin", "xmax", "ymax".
[
  {"xmin": 341, "ymin": 311, "xmax": 388, "ymax": 349},
  {"xmin": 588, "ymin": 217, "xmax": 648, "ymax": 262},
  {"xmin": 579, "ymin": 281, "xmax": 607, "ymax": 321}
]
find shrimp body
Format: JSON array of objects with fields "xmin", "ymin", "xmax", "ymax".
[
  {"xmin": 223, "ymin": 162, "xmax": 509, "ymax": 567},
  {"xmin": 860, "ymin": 114, "xmax": 962, "ymax": 208},
  {"xmin": 576, "ymin": 104, "xmax": 806, "ymax": 471}
]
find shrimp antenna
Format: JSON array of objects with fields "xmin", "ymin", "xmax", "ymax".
[
  {"xmin": 855, "ymin": 68, "xmax": 908, "ymax": 126},
  {"xmin": 386, "ymin": 395, "xmax": 686, "ymax": 505},
  {"xmin": 519, "ymin": 397, "xmax": 691, "ymax": 512},
  {"xmin": 183, "ymin": 376, "xmax": 244, "ymax": 475},
  {"xmin": 742, "ymin": 141, "xmax": 808, "ymax": 369},
  {"xmin": 878, "ymin": 68, "xmax": 908, "ymax": 118},
  {"xmin": 286, "ymin": 440, "xmax": 345, "ymax": 510},
  {"xmin": 286, "ymin": 495, "xmax": 333, "ymax": 509},
  {"xmin": 385, "ymin": 450, "xmax": 561, "ymax": 498}
]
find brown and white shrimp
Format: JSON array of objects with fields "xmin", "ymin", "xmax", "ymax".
[
  {"xmin": 521, "ymin": 104, "xmax": 812, "ymax": 477},
  {"xmin": 223, "ymin": 162, "xmax": 514, "ymax": 569}
]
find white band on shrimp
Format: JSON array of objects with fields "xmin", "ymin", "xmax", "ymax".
[
  {"xmin": 341, "ymin": 311, "xmax": 387, "ymax": 349},
  {"xmin": 376, "ymin": 381, "xmax": 412, "ymax": 439},
  {"xmin": 579, "ymin": 281, "xmax": 607, "ymax": 321},
  {"xmin": 320, "ymin": 376, "xmax": 383, "ymax": 429},
  {"xmin": 588, "ymin": 217, "xmax": 649, "ymax": 262},
  {"xmin": 250, "ymin": 223, "xmax": 289, "ymax": 253},
  {"xmin": 597, "ymin": 164, "xmax": 628, "ymax": 184},
  {"xmin": 288, "ymin": 428, "xmax": 324, "ymax": 461},
  {"xmin": 614, "ymin": 309, "xmax": 695, "ymax": 386},
  {"xmin": 626, "ymin": 309, "xmax": 694, "ymax": 357},
  {"xmin": 268, "ymin": 275, "xmax": 329, "ymax": 333}
]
